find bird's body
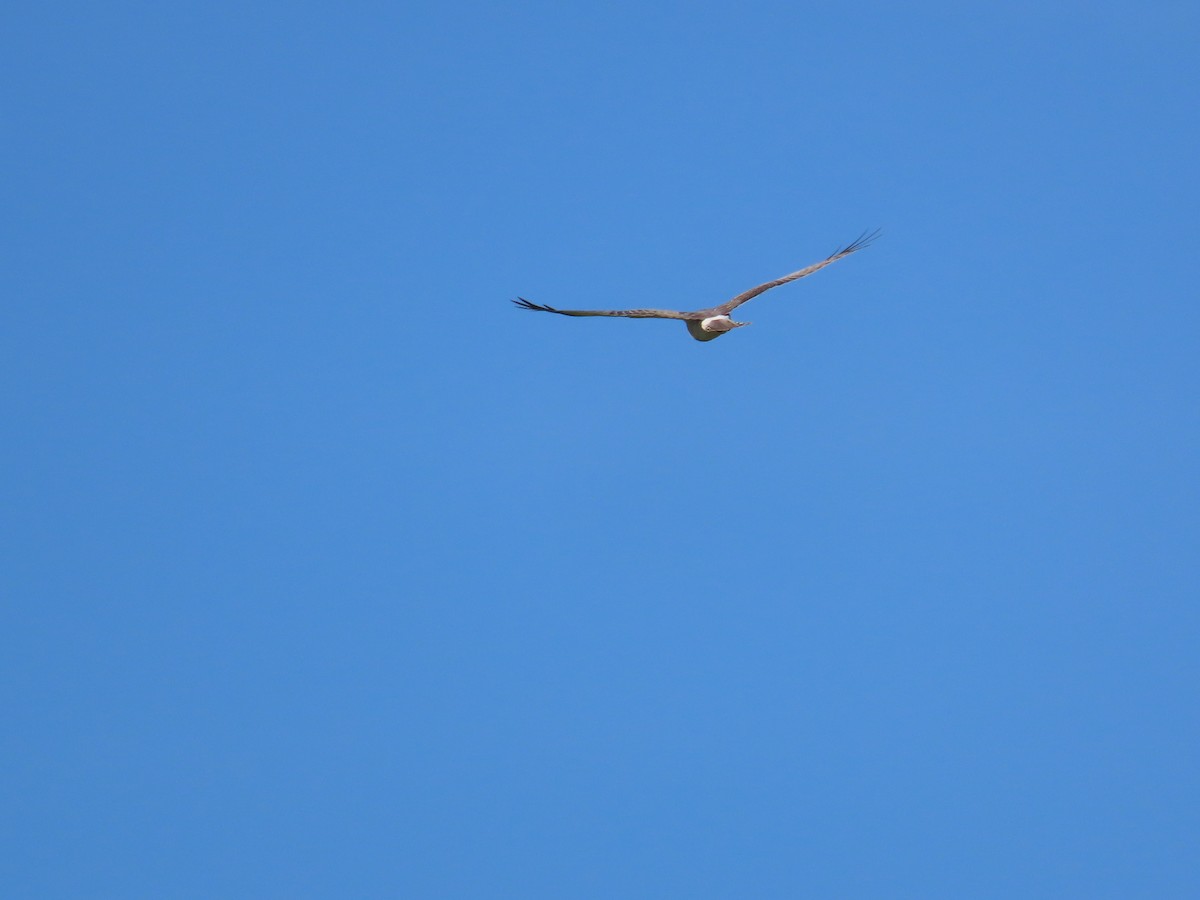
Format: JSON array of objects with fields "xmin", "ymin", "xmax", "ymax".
[{"xmin": 513, "ymin": 230, "xmax": 878, "ymax": 342}]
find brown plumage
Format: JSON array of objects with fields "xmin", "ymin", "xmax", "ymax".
[{"xmin": 513, "ymin": 229, "xmax": 878, "ymax": 342}]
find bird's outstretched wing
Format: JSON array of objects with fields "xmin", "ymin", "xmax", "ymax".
[
  {"xmin": 513, "ymin": 298, "xmax": 693, "ymax": 320},
  {"xmin": 709, "ymin": 229, "xmax": 880, "ymax": 315}
]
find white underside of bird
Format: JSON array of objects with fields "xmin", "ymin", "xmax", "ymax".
[{"xmin": 686, "ymin": 315, "xmax": 747, "ymax": 342}]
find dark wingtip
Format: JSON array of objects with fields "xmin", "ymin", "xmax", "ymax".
[
  {"xmin": 513, "ymin": 297, "xmax": 563, "ymax": 314},
  {"xmin": 836, "ymin": 228, "xmax": 882, "ymax": 256}
]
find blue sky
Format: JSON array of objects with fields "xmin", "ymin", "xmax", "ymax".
[{"xmin": 4, "ymin": 1, "xmax": 1198, "ymax": 896}]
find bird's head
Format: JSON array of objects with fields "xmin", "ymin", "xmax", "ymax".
[{"xmin": 700, "ymin": 314, "xmax": 749, "ymax": 334}]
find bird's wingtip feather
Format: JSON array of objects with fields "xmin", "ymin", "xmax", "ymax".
[{"xmin": 835, "ymin": 228, "xmax": 882, "ymax": 256}]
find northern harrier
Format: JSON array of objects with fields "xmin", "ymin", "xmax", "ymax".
[{"xmin": 513, "ymin": 230, "xmax": 879, "ymax": 342}]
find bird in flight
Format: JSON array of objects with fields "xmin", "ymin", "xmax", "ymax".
[{"xmin": 513, "ymin": 229, "xmax": 879, "ymax": 342}]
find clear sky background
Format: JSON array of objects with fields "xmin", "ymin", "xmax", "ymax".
[{"xmin": 4, "ymin": 1, "xmax": 1198, "ymax": 896}]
